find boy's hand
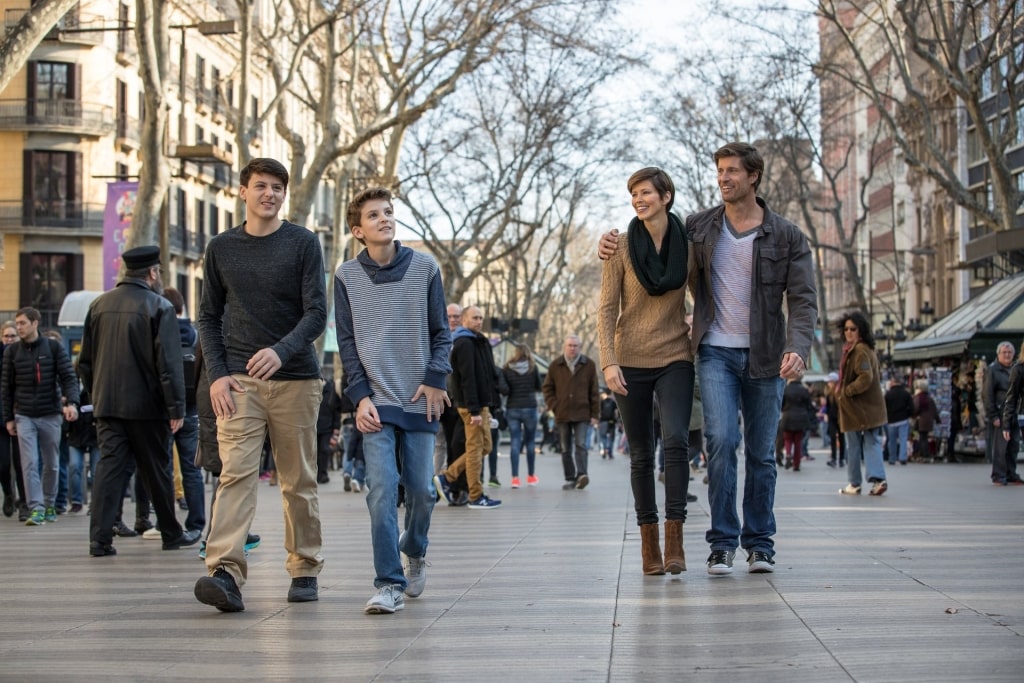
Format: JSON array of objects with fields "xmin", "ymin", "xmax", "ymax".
[
  {"xmin": 412, "ymin": 384, "xmax": 450, "ymax": 422},
  {"xmin": 356, "ymin": 397, "xmax": 382, "ymax": 433},
  {"xmin": 597, "ymin": 229, "xmax": 619, "ymax": 260},
  {"xmin": 246, "ymin": 347, "xmax": 282, "ymax": 380},
  {"xmin": 210, "ymin": 376, "xmax": 246, "ymax": 418}
]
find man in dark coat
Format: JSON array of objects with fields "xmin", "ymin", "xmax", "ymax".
[
  {"xmin": 433, "ymin": 305, "xmax": 502, "ymax": 508},
  {"xmin": 884, "ymin": 377, "xmax": 914, "ymax": 465},
  {"xmin": 79, "ymin": 245, "xmax": 200, "ymax": 557},
  {"xmin": 543, "ymin": 334, "xmax": 600, "ymax": 490}
]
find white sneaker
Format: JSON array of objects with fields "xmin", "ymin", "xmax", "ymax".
[
  {"xmin": 365, "ymin": 584, "xmax": 405, "ymax": 614},
  {"xmin": 142, "ymin": 528, "xmax": 162, "ymax": 540},
  {"xmin": 404, "ymin": 556, "xmax": 428, "ymax": 598}
]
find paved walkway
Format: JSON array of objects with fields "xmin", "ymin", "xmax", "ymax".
[{"xmin": 1, "ymin": 445, "xmax": 1022, "ymax": 682}]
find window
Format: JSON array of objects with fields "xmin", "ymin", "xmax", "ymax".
[
  {"xmin": 33, "ymin": 62, "xmax": 70, "ymax": 100},
  {"xmin": 210, "ymin": 203, "xmax": 219, "ymax": 235},
  {"xmin": 19, "ymin": 252, "xmax": 83, "ymax": 322},
  {"xmin": 24, "ymin": 150, "xmax": 81, "ymax": 221},
  {"xmin": 28, "ymin": 61, "xmax": 76, "ymax": 120}
]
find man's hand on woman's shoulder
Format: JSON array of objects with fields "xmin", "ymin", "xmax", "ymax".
[{"xmin": 597, "ymin": 229, "xmax": 620, "ymax": 260}]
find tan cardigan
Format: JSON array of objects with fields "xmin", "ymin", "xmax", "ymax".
[{"xmin": 598, "ymin": 232, "xmax": 693, "ymax": 371}]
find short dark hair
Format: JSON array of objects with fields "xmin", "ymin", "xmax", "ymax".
[
  {"xmin": 837, "ymin": 311, "xmax": 875, "ymax": 349},
  {"xmin": 713, "ymin": 142, "xmax": 764, "ymax": 191},
  {"xmin": 347, "ymin": 187, "xmax": 394, "ymax": 243},
  {"xmin": 240, "ymin": 158, "xmax": 289, "ymax": 190},
  {"xmin": 125, "ymin": 265, "xmax": 157, "ymax": 280},
  {"xmin": 163, "ymin": 287, "xmax": 185, "ymax": 315},
  {"xmin": 15, "ymin": 307, "xmax": 40, "ymax": 323},
  {"xmin": 626, "ymin": 167, "xmax": 675, "ymax": 212}
]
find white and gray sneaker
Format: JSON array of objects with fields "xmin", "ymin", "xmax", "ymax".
[
  {"xmin": 404, "ymin": 556, "xmax": 428, "ymax": 598},
  {"xmin": 706, "ymin": 549, "xmax": 736, "ymax": 575},
  {"xmin": 365, "ymin": 584, "xmax": 405, "ymax": 614}
]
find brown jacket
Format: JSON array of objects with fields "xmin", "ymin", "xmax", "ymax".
[
  {"xmin": 543, "ymin": 354, "xmax": 600, "ymax": 424},
  {"xmin": 837, "ymin": 342, "xmax": 887, "ymax": 433}
]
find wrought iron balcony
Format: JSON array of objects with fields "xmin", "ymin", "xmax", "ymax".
[
  {"xmin": 0, "ymin": 200, "xmax": 105, "ymax": 235},
  {"xmin": 0, "ymin": 99, "xmax": 115, "ymax": 137}
]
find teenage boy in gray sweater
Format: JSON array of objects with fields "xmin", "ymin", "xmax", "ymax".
[{"xmin": 335, "ymin": 187, "xmax": 452, "ymax": 614}]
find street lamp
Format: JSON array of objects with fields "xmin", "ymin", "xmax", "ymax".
[
  {"xmin": 920, "ymin": 301, "xmax": 935, "ymax": 327},
  {"xmin": 159, "ymin": 20, "xmax": 238, "ymax": 273}
]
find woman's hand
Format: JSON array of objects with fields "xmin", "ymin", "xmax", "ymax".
[{"xmin": 604, "ymin": 364, "xmax": 627, "ymax": 396}]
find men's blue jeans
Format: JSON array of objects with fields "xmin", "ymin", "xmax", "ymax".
[
  {"xmin": 362, "ymin": 426, "xmax": 436, "ymax": 589},
  {"xmin": 171, "ymin": 414, "xmax": 205, "ymax": 532},
  {"xmin": 697, "ymin": 345, "xmax": 783, "ymax": 555},
  {"xmin": 845, "ymin": 428, "xmax": 886, "ymax": 486},
  {"xmin": 15, "ymin": 414, "xmax": 62, "ymax": 512},
  {"xmin": 505, "ymin": 407, "xmax": 538, "ymax": 478},
  {"xmin": 68, "ymin": 445, "xmax": 100, "ymax": 506},
  {"xmin": 885, "ymin": 420, "xmax": 910, "ymax": 464}
]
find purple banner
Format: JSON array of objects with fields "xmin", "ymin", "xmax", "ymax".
[{"xmin": 102, "ymin": 181, "xmax": 139, "ymax": 290}]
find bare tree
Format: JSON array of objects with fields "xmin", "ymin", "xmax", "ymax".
[
  {"xmin": 394, "ymin": 12, "xmax": 625, "ymax": 339},
  {"xmin": 816, "ymin": 0, "xmax": 1024, "ymax": 241},
  {"xmin": 129, "ymin": 0, "xmax": 171, "ymax": 254},
  {"xmin": 0, "ymin": 0, "xmax": 80, "ymax": 95}
]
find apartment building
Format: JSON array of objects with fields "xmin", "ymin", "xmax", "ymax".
[{"xmin": 0, "ymin": 0, "xmax": 332, "ymax": 325}]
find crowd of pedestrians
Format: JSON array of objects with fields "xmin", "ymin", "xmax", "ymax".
[{"xmin": 6, "ymin": 145, "xmax": 1022, "ymax": 626}]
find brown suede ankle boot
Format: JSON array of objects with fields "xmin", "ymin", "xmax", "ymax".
[
  {"xmin": 663, "ymin": 519, "xmax": 686, "ymax": 574},
  {"xmin": 640, "ymin": 523, "xmax": 665, "ymax": 575}
]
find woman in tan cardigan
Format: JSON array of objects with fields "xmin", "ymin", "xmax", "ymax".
[
  {"xmin": 835, "ymin": 311, "xmax": 888, "ymax": 496},
  {"xmin": 598, "ymin": 167, "xmax": 695, "ymax": 575}
]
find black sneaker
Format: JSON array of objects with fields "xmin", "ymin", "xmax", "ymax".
[
  {"xmin": 707, "ymin": 549, "xmax": 735, "ymax": 575},
  {"xmin": 113, "ymin": 521, "xmax": 138, "ymax": 537},
  {"xmin": 195, "ymin": 568, "xmax": 245, "ymax": 612},
  {"xmin": 747, "ymin": 550, "xmax": 775, "ymax": 573},
  {"xmin": 2, "ymin": 496, "xmax": 13, "ymax": 518},
  {"xmin": 89, "ymin": 542, "xmax": 117, "ymax": 557},
  {"xmin": 134, "ymin": 518, "xmax": 154, "ymax": 534},
  {"xmin": 288, "ymin": 576, "xmax": 319, "ymax": 602}
]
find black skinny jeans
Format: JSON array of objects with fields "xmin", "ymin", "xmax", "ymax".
[{"xmin": 615, "ymin": 361, "xmax": 695, "ymax": 525}]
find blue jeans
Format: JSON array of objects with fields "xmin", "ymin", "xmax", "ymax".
[
  {"xmin": 506, "ymin": 407, "xmax": 538, "ymax": 478},
  {"xmin": 885, "ymin": 421, "xmax": 910, "ymax": 464},
  {"xmin": 558, "ymin": 422, "xmax": 589, "ymax": 482},
  {"xmin": 68, "ymin": 445, "xmax": 100, "ymax": 506},
  {"xmin": 599, "ymin": 421, "xmax": 616, "ymax": 456},
  {"xmin": 362, "ymin": 426, "xmax": 436, "ymax": 589},
  {"xmin": 845, "ymin": 428, "xmax": 886, "ymax": 486},
  {"xmin": 698, "ymin": 346, "xmax": 783, "ymax": 555},
  {"xmin": 56, "ymin": 434, "xmax": 69, "ymax": 510},
  {"xmin": 343, "ymin": 429, "xmax": 366, "ymax": 484},
  {"xmin": 171, "ymin": 414, "xmax": 205, "ymax": 532},
  {"xmin": 15, "ymin": 414, "xmax": 62, "ymax": 512}
]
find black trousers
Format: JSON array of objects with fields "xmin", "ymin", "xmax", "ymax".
[
  {"xmin": 90, "ymin": 418, "xmax": 182, "ymax": 546},
  {"xmin": 614, "ymin": 361, "xmax": 695, "ymax": 525}
]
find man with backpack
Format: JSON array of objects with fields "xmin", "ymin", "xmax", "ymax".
[{"xmin": 1, "ymin": 306, "xmax": 80, "ymax": 526}]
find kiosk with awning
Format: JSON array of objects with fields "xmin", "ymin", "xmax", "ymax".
[{"xmin": 893, "ymin": 272, "xmax": 1024, "ymax": 364}]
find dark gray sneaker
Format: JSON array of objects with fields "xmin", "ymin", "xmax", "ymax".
[
  {"xmin": 287, "ymin": 576, "xmax": 319, "ymax": 602},
  {"xmin": 195, "ymin": 568, "xmax": 245, "ymax": 612},
  {"xmin": 747, "ymin": 551, "xmax": 775, "ymax": 574},
  {"xmin": 707, "ymin": 549, "xmax": 736, "ymax": 575}
]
